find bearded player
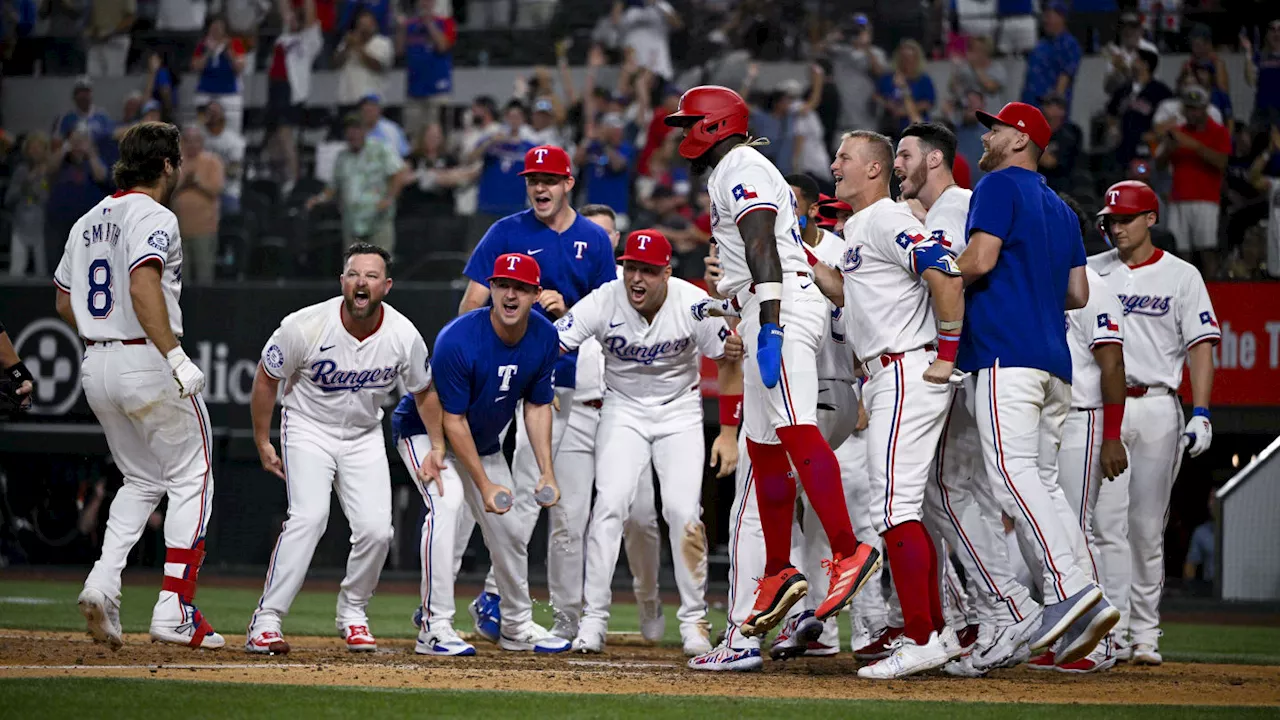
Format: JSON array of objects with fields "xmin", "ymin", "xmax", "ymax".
[{"xmin": 664, "ymin": 86, "xmax": 880, "ymax": 646}]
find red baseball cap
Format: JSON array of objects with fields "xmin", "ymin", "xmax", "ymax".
[
  {"xmin": 817, "ymin": 197, "xmax": 853, "ymax": 219},
  {"xmin": 976, "ymin": 101, "xmax": 1052, "ymax": 150},
  {"xmin": 488, "ymin": 252, "xmax": 542, "ymax": 287},
  {"xmin": 518, "ymin": 145, "xmax": 573, "ymax": 177},
  {"xmin": 619, "ymin": 229, "xmax": 672, "ymax": 266}
]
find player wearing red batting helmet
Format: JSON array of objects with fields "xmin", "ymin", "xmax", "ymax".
[{"xmin": 1095, "ymin": 180, "xmax": 1159, "ymax": 250}]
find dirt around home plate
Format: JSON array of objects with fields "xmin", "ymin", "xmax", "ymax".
[{"xmin": 1, "ymin": 631, "xmax": 1278, "ymax": 707}]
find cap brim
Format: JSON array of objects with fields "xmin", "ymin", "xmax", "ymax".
[
  {"xmin": 618, "ymin": 255, "xmax": 668, "ymax": 266},
  {"xmin": 517, "ymin": 169, "xmax": 571, "ymax": 177},
  {"xmin": 975, "ymin": 110, "xmax": 1001, "ymax": 130},
  {"xmin": 487, "ymin": 274, "xmax": 540, "ymax": 288},
  {"xmin": 663, "ymin": 112, "xmax": 702, "ymax": 128}
]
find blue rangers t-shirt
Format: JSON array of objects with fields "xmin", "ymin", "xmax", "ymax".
[
  {"xmin": 583, "ymin": 141, "xmax": 635, "ymax": 214},
  {"xmin": 393, "ymin": 308, "xmax": 558, "ymax": 455},
  {"xmin": 463, "ymin": 209, "xmax": 616, "ymax": 388},
  {"xmin": 958, "ymin": 166, "xmax": 1086, "ymax": 383},
  {"xmin": 404, "ymin": 15, "xmax": 456, "ymax": 98}
]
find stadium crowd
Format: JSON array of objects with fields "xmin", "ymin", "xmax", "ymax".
[{"xmin": 0, "ymin": 0, "xmax": 1278, "ymax": 282}]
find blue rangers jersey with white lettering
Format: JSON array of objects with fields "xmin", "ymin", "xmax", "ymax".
[
  {"xmin": 261, "ymin": 297, "xmax": 431, "ymax": 434},
  {"xmin": 556, "ymin": 277, "xmax": 728, "ymax": 407}
]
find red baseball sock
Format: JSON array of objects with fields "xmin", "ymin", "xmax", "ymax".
[
  {"xmin": 883, "ymin": 520, "xmax": 941, "ymax": 645},
  {"xmin": 746, "ymin": 439, "xmax": 796, "ymax": 576},
  {"xmin": 927, "ymin": 531, "xmax": 945, "ymax": 631},
  {"xmin": 776, "ymin": 424, "xmax": 857, "ymax": 557}
]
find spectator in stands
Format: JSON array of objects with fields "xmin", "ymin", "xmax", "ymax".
[
  {"xmin": 38, "ymin": 0, "xmax": 87, "ymax": 75},
  {"xmin": 142, "ymin": 49, "xmax": 180, "ymax": 122},
  {"xmin": 1103, "ymin": 12, "xmax": 1146, "ymax": 96},
  {"xmin": 995, "ymin": 0, "xmax": 1038, "ymax": 55},
  {"xmin": 1181, "ymin": 489, "xmax": 1217, "ymax": 591},
  {"xmin": 1242, "ymin": 21, "xmax": 1280, "ymax": 129},
  {"xmin": 876, "ymin": 39, "xmax": 935, "ymax": 134},
  {"xmin": 454, "ymin": 95, "xmax": 501, "ymax": 223},
  {"xmin": 402, "ymin": 122, "xmax": 471, "ymax": 218},
  {"xmin": 1188, "ymin": 60, "xmax": 1233, "ymax": 132},
  {"xmin": 527, "ymin": 96, "xmax": 567, "ymax": 149},
  {"xmin": 397, "ymin": 0, "xmax": 457, "ymax": 138},
  {"xmin": 948, "ymin": 36, "xmax": 1006, "ymax": 114},
  {"xmin": 224, "ymin": 0, "xmax": 271, "ymax": 57},
  {"xmin": 1157, "ymin": 85, "xmax": 1231, "ymax": 276},
  {"xmin": 1152, "ymin": 72, "xmax": 1226, "ymax": 142},
  {"xmin": 1182, "ymin": 23, "xmax": 1229, "ymax": 94},
  {"xmin": 613, "ymin": 0, "xmax": 681, "ymax": 84},
  {"xmin": 4, "ymin": 131, "xmax": 51, "ymax": 277},
  {"xmin": 951, "ymin": 89, "xmax": 988, "ymax": 185},
  {"xmin": 790, "ymin": 64, "xmax": 832, "ymax": 183},
  {"xmin": 335, "ymin": 7, "xmax": 394, "ymax": 122},
  {"xmin": 172, "ymin": 126, "xmax": 225, "ymax": 285},
  {"xmin": 1020, "ymin": 2, "xmax": 1082, "ymax": 112},
  {"xmin": 1104, "ymin": 43, "xmax": 1171, "ymax": 167},
  {"xmin": 52, "ymin": 76, "xmax": 116, "ymax": 166},
  {"xmin": 200, "ymin": 99, "xmax": 246, "ymax": 215},
  {"xmin": 44, "ymin": 128, "xmax": 107, "ymax": 270},
  {"xmin": 637, "ymin": 78, "xmax": 680, "ymax": 178},
  {"xmin": 191, "ymin": 15, "xmax": 248, "ymax": 134},
  {"xmin": 1219, "ymin": 223, "xmax": 1269, "ymax": 280},
  {"xmin": 1247, "ymin": 124, "xmax": 1280, "ymax": 278},
  {"xmin": 740, "ymin": 63, "xmax": 796, "ymax": 173},
  {"xmin": 359, "ymin": 93, "xmax": 409, "ymax": 157},
  {"xmin": 266, "ymin": 0, "xmax": 322, "ymax": 196},
  {"xmin": 575, "ymin": 112, "xmax": 634, "ymax": 226},
  {"xmin": 821, "ymin": 13, "xmax": 887, "ymax": 143},
  {"xmin": 1039, "ymin": 94, "xmax": 1082, "ymax": 194},
  {"xmin": 84, "ymin": 0, "xmax": 134, "ymax": 77},
  {"xmin": 112, "ymin": 99, "xmax": 162, "ymax": 141},
  {"xmin": 305, "ymin": 113, "xmax": 410, "ymax": 254},
  {"xmin": 467, "ymin": 100, "xmax": 536, "ymax": 228},
  {"xmin": 338, "ymin": 0, "xmax": 392, "ymax": 35},
  {"xmin": 155, "ymin": 0, "xmax": 206, "ymax": 32}
]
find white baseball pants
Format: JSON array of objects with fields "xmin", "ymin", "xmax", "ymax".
[
  {"xmin": 250, "ymin": 410, "xmax": 392, "ymax": 633},
  {"xmin": 397, "ymin": 434, "xmax": 466, "ymax": 632},
  {"xmin": 974, "ymin": 364, "xmax": 1090, "ymax": 605},
  {"xmin": 1055, "ymin": 408, "xmax": 1108, "ymax": 585},
  {"xmin": 737, "ymin": 280, "xmax": 827, "ymax": 444},
  {"xmin": 81, "ymin": 342, "xmax": 215, "ymax": 626},
  {"xmin": 580, "ymin": 395, "xmax": 708, "ymax": 633}
]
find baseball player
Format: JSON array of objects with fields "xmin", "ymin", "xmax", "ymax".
[
  {"xmin": 559, "ymin": 229, "xmax": 740, "ymax": 657},
  {"xmin": 892, "ymin": 123, "xmax": 1041, "ymax": 675},
  {"xmin": 1088, "ymin": 180, "xmax": 1218, "ymax": 666},
  {"xmin": 430, "ymin": 252, "xmax": 568, "ymax": 652},
  {"xmin": 54, "ymin": 122, "xmax": 222, "ymax": 650},
  {"xmin": 245, "ymin": 243, "xmax": 431, "ymax": 654},
  {"xmin": 663, "ymin": 86, "xmax": 879, "ymax": 642},
  {"xmin": 1026, "ymin": 193, "xmax": 1130, "ymax": 673},
  {"xmin": 457, "ymin": 145, "xmax": 616, "ymax": 641},
  {"xmin": 816, "ymin": 129, "xmax": 966, "ymax": 679},
  {"xmin": 0, "ymin": 319, "xmax": 35, "ymax": 412},
  {"xmin": 955, "ymin": 102, "xmax": 1117, "ymax": 668}
]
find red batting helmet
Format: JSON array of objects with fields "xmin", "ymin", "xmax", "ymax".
[
  {"xmin": 663, "ymin": 86, "xmax": 750, "ymax": 160},
  {"xmin": 1097, "ymin": 180, "xmax": 1159, "ymax": 218}
]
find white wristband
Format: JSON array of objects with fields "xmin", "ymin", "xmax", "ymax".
[{"xmin": 755, "ymin": 282, "xmax": 783, "ymax": 302}]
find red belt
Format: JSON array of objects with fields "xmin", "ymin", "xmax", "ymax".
[
  {"xmin": 84, "ymin": 338, "xmax": 147, "ymax": 346},
  {"xmin": 1126, "ymin": 385, "xmax": 1171, "ymax": 398},
  {"xmin": 877, "ymin": 343, "xmax": 937, "ymax": 369},
  {"xmin": 580, "ymin": 399, "xmax": 603, "ymax": 409}
]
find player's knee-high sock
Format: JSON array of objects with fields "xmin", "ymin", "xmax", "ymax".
[
  {"xmin": 883, "ymin": 520, "xmax": 941, "ymax": 645},
  {"xmin": 776, "ymin": 425, "xmax": 857, "ymax": 558},
  {"xmin": 746, "ymin": 439, "xmax": 796, "ymax": 577},
  {"xmin": 925, "ymin": 528, "xmax": 946, "ymax": 630}
]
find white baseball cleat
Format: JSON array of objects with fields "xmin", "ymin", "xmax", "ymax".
[
  {"xmin": 856, "ymin": 631, "xmax": 951, "ymax": 679},
  {"xmin": 939, "ymin": 625, "xmax": 965, "ymax": 660},
  {"xmin": 687, "ymin": 642, "xmax": 764, "ymax": 672},
  {"xmin": 500, "ymin": 622, "xmax": 571, "ymax": 653},
  {"xmin": 971, "ymin": 607, "xmax": 1042, "ymax": 671},
  {"xmin": 1131, "ymin": 643, "xmax": 1163, "ymax": 666},
  {"xmin": 415, "ymin": 625, "xmax": 476, "ymax": 656},
  {"xmin": 638, "ymin": 600, "xmax": 666, "ymax": 643},
  {"xmin": 770, "ymin": 610, "xmax": 824, "ymax": 661},
  {"xmin": 942, "ymin": 653, "xmax": 988, "ymax": 677},
  {"xmin": 78, "ymin": 588, "xmax": 123, "ymax": 651},
  {"xmin": 341, "ymin": 624, "xmax": 378, "ymax": 652},
  {"xmin": 572, "ymin": 625, "xmax": 606, "ymax": 654},
  {"xmin": 245, "ymin": 630, "xmax": 291, "ymax": 655},
  {"xmin": 550, "ymin": 611, "xmax": 578, "ymax": 641},
  {"xmin": 150, "ymin": 610, "xmax": 226, "ymax": 650},
  {"xmin": 681, "ymin": 622, "xmax": 714, "ymax": 657}
]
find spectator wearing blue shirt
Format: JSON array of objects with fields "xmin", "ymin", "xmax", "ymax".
[
  {"xmin": 45, "ymin": 129, "xmax": 109, "ymax": 272},
  {"xmin": 1243, "ymin": 21, "xmax": 1280, "ymax": 128},
  {"xmin": 359, "ymin": 94, "xmax": 410, "ymax": 157},
  {"xmin": 573, "ymin": 113, "xmax": 634, "ymax": 226},
  {"xmin": 956, "ymin": 101, "xmax": 1113, "ymax": 657},
  {"xmin": 338, "ymin": 0, "xmax": 392, "ymax": 35},
  {"xmin": 467, "ymin": 101, "xmax": 537, "ymax": 221},
  {"xmin": 876, "ymin": 40, "xmax": 935, "ymax": 134},
  {"xmin": 397, "ymin": 0, "xmax": 457, "ymax": 137},
  {"xmin": 143, "ymin": 50, "xmax": 180, "ymax": 122},
  {"xmin": 1020, "ymin": 4, "xmax": 1082, "ymax": 113},
  {"xmin": 190, "ymin": 16, "xmax": 248, "ymax": 133},
  {"xmin": 53, "ymin": 77, "xmax": 116, "ymax": 168},
  {"xmin": 391, "ymin": 251, "xmax": 569, "ymax": 653}
]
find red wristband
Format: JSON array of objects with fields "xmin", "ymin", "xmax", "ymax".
[
  {"xmin": 936, "ymin": 331, "xmax": 960, "ymax": 363},
  {"xmin": 719, "ymin": 394, "xmax": 743, "ymax": 426},
  {"xmin": 1103, "ymin": 402, "xmax": 1123, "ymax": 441}
]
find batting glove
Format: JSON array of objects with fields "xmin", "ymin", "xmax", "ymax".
[
  {"xmin": 166, "ymin": 346, "xmax": 207, "ymax": 399},
  {"xmin": 691, "ymin": 296, "xmax": 740, "ymax": 322},
  {"xmin": 757, "ymin": 323, "xmax": 785, "ymax": 389},
  {"xmin": 1183, "ymin": 408, "xmax": 1212, "ymax": 458}
]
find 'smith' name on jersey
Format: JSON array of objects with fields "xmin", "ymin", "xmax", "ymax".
[
  {"xmin": 308, "ymin": 359, "xmax": 401, "ymax": 392},
  {"xmin": 602, "ymin": 335, "xmax": 693, "ymax": 365},
  {"xmin": 82, "ymin": 221, "xmax": 123, "ymax": 247}
]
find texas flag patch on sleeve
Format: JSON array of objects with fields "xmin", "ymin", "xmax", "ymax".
[
  {"xmin": 732, "ymin": 183, "xmax": 759, "ymax": 201},
  {"xmin": 1199, "ymin": 311, "xmax": 1218, "ymax": 328},
  {"xmin": 1097, "ymin": 313, "xmax": 1119, "ymax": 331}
]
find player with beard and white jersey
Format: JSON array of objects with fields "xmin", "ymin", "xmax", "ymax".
[
  {"xmin": 57, "ymin": 123, "xmax": 223, "ymax": 652},
  {"xmin": 246, "ymin": 244, "xmax": 432, "ymax": 655},
  {"xmin": 558, "ymin": 230, "xmax": 741, "ymax": 658},
  {"xmin": 666, "ymin": 88, "xmax": 880, "ymax": 672},
  {"xmin": 1088, "ymin": 180, "xmax": 1217, "ymax": 667},
  {"xmin": 892, "ymin": 123, "xmax": 1042, "ymax": 676}
]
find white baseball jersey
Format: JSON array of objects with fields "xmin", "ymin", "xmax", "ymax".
[
  {"xmin": 841, "ymin": 197, "xmax": 949, "ymax": 362},
  {"xmin": 571, "ymin": 266, "xmax": 622, "ymax": 403},
  {"xmin": 556, "ymin": 277, "xmax": 729, "ymax": 406},
  {"xmin": 924, "ymin": 185, "xmax": 973, "ymax": 257},
  {"xmin": 707, "ymin": 144, "xmax": 811, "ymax": 298},
  {"xmin": 1066, "ymin": 267, "xmax": 1125, "ymax": 409},
  {"xmin": 261, "ymin": 297, "xmax": 431, "ymax": 434},
  {"xmin": 1087, "ymin": 248, "xmax": 1219, "ymax": 390},
  {"xmin": 809, "ymin": 228, "xmax": 857, "ymax": 383},
  {"xmin": 53, "ymin": 192, "xmax": 184, "ymax": 340}
]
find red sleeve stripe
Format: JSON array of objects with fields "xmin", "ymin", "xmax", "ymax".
[
  {"xmin": 1089, "ymin": 338, "xmax": 1123, "ymax": 349},
  {"xmin": 734, "ymin": 202, "xmax": 779, "ymax": 222},
  {"xmin": 53, "ymin": 277, "xmax": 71, "ymax": 293},
  {"xmin": 1186, "ymin": 333, "xmax": 1221, "ymax": 349},
  {"xmin": 129, "ymin": 254, "xmax": 165, "ymax": 273}
]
